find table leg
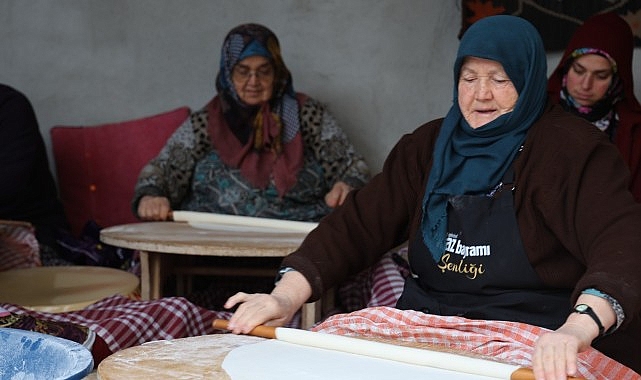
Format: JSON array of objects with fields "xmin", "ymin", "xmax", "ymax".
[
  {"xmin": 300, "ymin": 288, "xmax": 335, "ymax": 329},
  {"xmin": 140, "ymin": 251, "xmax": 150, "ymax": 300},
  {"xmin": 301, "ymin": 301, "xmax": 321, "ymax": 330},
  {"xmin": 139, "ymin": 251, "xmax": 163, "ymax": 300},
  {"xmin": 150, "ymin": 252, "xmax": 163, "ymax": 299}
]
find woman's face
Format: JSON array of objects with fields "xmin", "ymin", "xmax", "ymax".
[
  {"xmin": 458, "ymin": 57, "xmax": 518, "ymax": 129},
  {"xmin": 565, "ymin": 54, "xmax": 613, "ymax": 107},
  {"xmin": 232, "ymin": 55, "xmax": 274, "ymax": 105}
]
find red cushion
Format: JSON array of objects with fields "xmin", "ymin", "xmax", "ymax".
[{"xmin": 51, "ymin": 107, "xmax": 190, "ymax": 236}]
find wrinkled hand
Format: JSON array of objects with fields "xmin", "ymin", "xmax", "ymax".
[
  {"xmin": 223, "ymin": 292, "xmax": 297, "ymax": 334},
  {"xmin": 532, "ymin": 322, "xmax": 593, "ymax": 380},
  {"xmin": 137, "ymin": 195, "xmax": 172, "ymax": 221},
  {"xmin": 223, "ymin": 270, "xmax": 312, "ymax": 334},
  {"xmin": 324, "ymin": 181, "xmax": 353, "ymax": 208}
]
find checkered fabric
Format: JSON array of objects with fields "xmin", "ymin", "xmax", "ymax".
[
  {"xmin": 337, "ymin": 247, "xmax": 409, "ymax": 313},
  {"xmin": 0, "ymin": 220, "xmax": 40, "ymax": 271},
  {"xmin": 1, "ymin": 293, "xmax": 303, "ymax": 359},
  {"xmin": 1, "ymin": 295, "xmax": 227, "ymax": 354},
  {"xmin": 312, "ymin": 307, "xmax": 639, "ymax": 380}
]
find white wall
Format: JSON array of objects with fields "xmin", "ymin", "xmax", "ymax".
[{"xmin": 1, "ymin": 1, "xmax": 641, "ymax": 175}]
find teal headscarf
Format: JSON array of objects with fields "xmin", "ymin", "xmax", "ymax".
[{"xmin": 421, "ymin": 15, "xmax": 548, "ymax": 261}]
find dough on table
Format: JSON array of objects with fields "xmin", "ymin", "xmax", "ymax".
[
  {"xmin": 97, "ymin": 334, "xmax": 262, "ymax": 379},
  {"xmin": 222, "ymin": 338, "xmax": 508, "ymax": 379}
]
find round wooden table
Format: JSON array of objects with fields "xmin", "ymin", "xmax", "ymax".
[
  {"xmin": 96, "ymin": 332, "xmax": 518, "ymax": 380},
  {"xmin": 99, "ymin": 220, "xmax": 325, "ymax": 328},
  {"xmin": 97, "ymin": 333, "xmax": 263, "ymax": 379},
  {"xmin": 100, "ymin": 221, "xmax": 310, "ymax": 258},
  {"xmin": 0, "ymin": 266, "xmax": 139, "ymax": 313}
]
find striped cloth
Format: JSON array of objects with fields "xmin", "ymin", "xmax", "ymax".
[
  {"xmin": 0, "ymin": 220, "xmax": 40, "ymax": 271},
  {"xmin": 312, "ymin": 307, "xmax": 640, "ymax": 380}
]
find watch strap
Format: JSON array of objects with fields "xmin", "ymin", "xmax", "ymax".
[
  {"xmin": 573, "ymin": 304, "xmax": 605, "ymax": 336},
  {"xmin": 275, "ymin": 266, "xmax": 297, "ymax": 284}
]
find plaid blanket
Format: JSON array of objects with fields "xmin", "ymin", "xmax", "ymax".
[
  {"xmin": 1, "ymin": 295, "xmax": 226, "ymax": 354},
  {"xmin": 312, "ymin": 307, "xmax": 640, "ymax": 380},
  {"xmin": 0, "ymin": 293, "xmax": 302, "ymax": 363},
  {"xmin": 337, "ymin": 247, "xmax": 409, "ymax": 313}
]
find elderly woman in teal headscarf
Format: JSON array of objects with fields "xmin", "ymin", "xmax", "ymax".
[
  {"xmin": 133, "ymin": 23, "xmax": 370, "ymax": 221},
  {"xmin": 225, "ymin": 16, "xmax": 641, "ymax": 378}
]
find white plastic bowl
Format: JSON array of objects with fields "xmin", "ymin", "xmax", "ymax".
[{"xmin": 0, "ymin": 328, "xmax": 93, "ymax": 380}]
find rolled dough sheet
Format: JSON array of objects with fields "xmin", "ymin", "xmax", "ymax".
[
  {"xmin": 222, "ymin": 339, "xmax": 502, "ymax": 380},
  {"xmin": 172, "ymin": 211, "xmax": 318, "ymax": 233}
]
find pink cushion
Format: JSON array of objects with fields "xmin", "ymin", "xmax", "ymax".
[
  {"xmin": 0, "ymin": 220, "xmax": 40, "ymax": 271},
  {"xmin": 51, "ymin": 107, "xmax": 190, "ymax": 236}
]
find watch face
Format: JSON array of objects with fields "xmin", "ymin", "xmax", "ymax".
[{"xmin": 576, "ymin": 304, "xmax": 588, "ymax": 312}]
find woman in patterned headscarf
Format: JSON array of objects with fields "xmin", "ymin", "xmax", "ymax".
[
  {"xmin": 133, "ymin": 23, "xmax": 370, "ymax": 221},
  {"xmin": 548, "ymin": 12, "xmax": 641, "ymax": 202},
  {"xmin": 226, "ymin": 16, "xmax": 641, "ymax": 377},
  {"xmin": 131, "ymin": 23, "xmax": 382, "ymax": 318}
]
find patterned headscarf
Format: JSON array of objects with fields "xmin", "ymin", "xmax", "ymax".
[
  {"xmin": 207, "ymin": 23, "xmax": 303, "ymax": 196},
  {"xmin": 548, "ymin": 12, "xmax": 641, "ymax": 202},
  {"xmin": 421, "ymin": 15, "xmax": 548, "ymax": 261},
  {"xmin": 548, "ymin": 12, "xmax": 641, "ymax": 136},
  {"xmin": 559, "ymin": 47, "xmax": 623, "ymax": 131}
]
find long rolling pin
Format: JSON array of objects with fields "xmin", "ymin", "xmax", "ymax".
[
  {"xmin": 213, "ymin": 319, "xmax": 583, "ymax": 380},
  {"xmin": 169, "ymin": 210, "xmax": 318, "ymax": 232}
]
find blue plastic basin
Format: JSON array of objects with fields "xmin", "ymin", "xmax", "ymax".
[{"xmin": 0, "ymin": 328, "xmax": 93, "ymax": 380}]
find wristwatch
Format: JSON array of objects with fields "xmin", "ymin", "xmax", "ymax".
[
  {"xmin": 573, "ymin": 304, "xmax": 605, "ymax": 336},
  {"xmin": 275, "ymin": 267, "xmax": 297, "ymax": 284}
]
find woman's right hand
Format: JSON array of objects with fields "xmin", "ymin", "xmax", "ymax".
[
  {"xmin": 137, "ymin": 195, "xmax": 172, "ymax": 221},
  {"xmin": 223, "ymin": 270, "xmax": 312, "ymax": 334}
]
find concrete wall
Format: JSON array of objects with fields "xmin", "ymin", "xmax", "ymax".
[{"xmin": 2, "ymin": 1, "xmax": 641, "ymax": 175}]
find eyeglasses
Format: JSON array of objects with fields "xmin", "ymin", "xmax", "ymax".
[{"xmin": 232, "ymin": 64, "xmax": 274, "ymax": 82}]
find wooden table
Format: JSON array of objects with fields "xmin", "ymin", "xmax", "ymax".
[
  {"xmin": 97, "ymin": 334, "xmax": 262, "ymax": 379},
  {"xmin": 100, "ymin": 221, "xmax": 324, "ymax": 328},
  {"xmin": 0, "ymin": 266, "xmax": 139, "ymax": 313},
  {"xmin": 96, "ymin": 333, "xmax": 517, "ymax": 380}
]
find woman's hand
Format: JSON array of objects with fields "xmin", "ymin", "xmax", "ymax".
[
  {"xmin": 532, "ymin": 294, "xmax": 615, "ymax": 380},
  {"xmin": 224, "ymin": 271, "xmax": 312, "ymax": 334},
  {"xmin": 137, "ymin": 195, "xmax": 172, "ymax": 221},
  {"xmin": 532, "ymin": 322, "xmax": 593, "ymax": 380},
  {"xmin": 324, "ymin": 181, "xmax": 353, "ymax": 208}
]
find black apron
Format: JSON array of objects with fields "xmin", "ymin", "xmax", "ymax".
[{"xmin": 397, "ymin": 168, "xmax": 571, "ymax": 330}]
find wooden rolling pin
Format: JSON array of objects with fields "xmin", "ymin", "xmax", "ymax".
[
  {"xmin": 213, "ymin": 319, "xmax": 583, "ymax": 380},
  {"xmin": 169, "ymin": 210, "xmax": 318, "ymax": 233}
]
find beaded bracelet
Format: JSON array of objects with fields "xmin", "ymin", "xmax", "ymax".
[{"xmin": 581, "ymin": 288, "xmax": 625, "ymax": 334}]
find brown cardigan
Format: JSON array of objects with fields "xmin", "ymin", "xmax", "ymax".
[{"xmin": 283, "ymin": 103, "xmax": 641, "ymax": 370}]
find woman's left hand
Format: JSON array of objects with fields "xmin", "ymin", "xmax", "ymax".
[
  {"xmin": 531, "ymin": 322, "xmax": 594, "ymax": 380},
  {"xmin": 324, "ymin": 181, "xmax": 353, "ymax": 208},
  {"xmin": 532, "ymin": 295, "xmax": 615, "ymax": 379}
]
